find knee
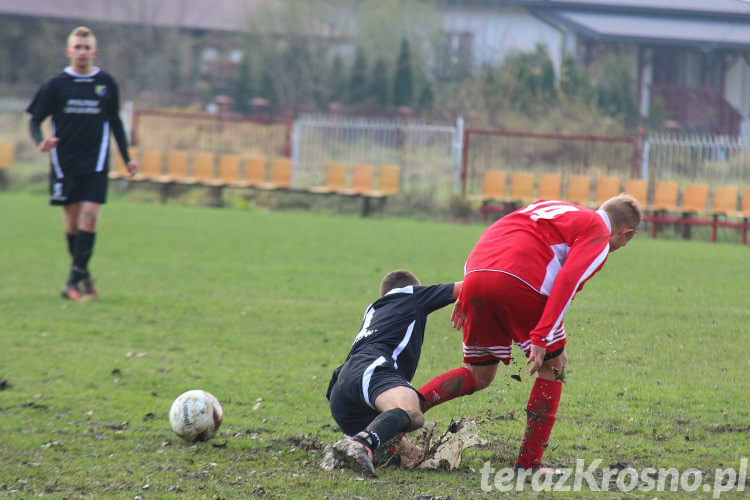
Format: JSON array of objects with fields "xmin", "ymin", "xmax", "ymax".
[
  {"xmin": 405, "ymin": 410, "xmax": 424, "ymax": 431},
  {"xmin": 467, "ymin": 364, "xmax": 497, "ymax": 391}
]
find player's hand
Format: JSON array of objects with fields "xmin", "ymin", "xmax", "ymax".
[
  {"xmin": 39, "ymin": 137, "xmax": 60, "ymax": 152},
  {"xmin": 451, "ymin": 301, "xmax": 464, "ymax": 331},
  {"xmin": 527, "ymin": 344, "xmax": 546, "ymax": 375},
  {"xmin": 126, "ymin": 160, "xmax": 138, "ymax": 177}
]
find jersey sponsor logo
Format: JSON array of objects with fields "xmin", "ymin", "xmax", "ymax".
[
  {"xmin": 95, "ymin": 85, "xmax": 107, "ymax": 97},
  {"xmin": 64, "ymin": 98, "xmax": 101, "ymax": 115}
]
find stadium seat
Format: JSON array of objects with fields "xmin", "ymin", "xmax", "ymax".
[
  {"xmin": 676, "ymin": 183, "xmax": 710, "ymax": 239},
  {"xmin": 565, "ymin": 174, "xmax": 592, "ymax": 205},
  {"xmin": 708, "ymin": 185, "xmax": 741, "ymax": 243},
  {"xmin": 624, "ymin": 178, "xmax": 648, "ymax": 207},
  {"xmin": 0, "ymin": 142, "xmax": 15, "ymax": 170},
  {"xmin": 468, "ymin": 170, "xmax": 507, "ymax": 202},
  {"xmin": 191, "ymin": 152, "xmax": 216, "ymax": 184},
  {"xmin": 741, "ymin": 186, "xmax": 750, "ymax": 244},
  {"xmin": 537, "ymin": 173, "xmax": 562, "ymax": 201},
  {"xmin": 259, "ymin": 157, "xmax": 292, "ymax": 189},
  {"xmin": 206, "ymin": 154, "xmax": 242, "ymax": 187},
  {"xmin": 159, "ymin": 150, "xmax": 190, "ymax": 183},
  {"xmin": 645, "ymin": 181, "xmax": 680, "ymax": 238},
  {"xmin": 592, "ymin": 176, "xmax": 621, "ymax": 207},
  {"xmin": 508, "ymin": 172, "xmax": 536, "ymax": 203},
  {"xmin": 0, "ymin": 141, "xmax": 15, "ymax": 189},
  {"xmin": 132, "ymin": 150, "xmax": 164, "ymax": 181},
  {"xmin": 308, "ymin": 162, "xmax": 348, "ymax": 194},
  {"xmin": 649, "ymin": 181, "xmax": 679, "ymax": 212},
  {"xmin": 338, "ymin": 164, "xmax": 374, "ymax": 195},
  {"xmin": 361, "ymin": 165, "xmax": 401, "ymax": 216},
  {"xmin": 244, "ymin": 155, "xmax": 267, "ymax": 186}
]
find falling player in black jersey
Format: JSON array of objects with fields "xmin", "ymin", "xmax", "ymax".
[
  {"xmin": 26, "ymin": 26, "xmax": 137, "ymax": 301},
  {"xmin": 326, "ymin": 270, "xmax": 462, "ymax": 475}
]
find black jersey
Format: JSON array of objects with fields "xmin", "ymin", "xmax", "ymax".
[
  {"xmin": 344, "ymin": 283, "xmax": 455, "ymax": 382},
  {"xmin": 27, "ymin": 67, "xmax": 124, "ymax": 177}
]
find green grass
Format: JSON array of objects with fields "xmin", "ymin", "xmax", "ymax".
[{"xmin": 0, "ymin": 193, "xmax": 748, "ymax": 499}]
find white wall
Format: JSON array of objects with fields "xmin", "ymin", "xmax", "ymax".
[
  {"xmin": 725, "ymin": 57, "xmax": 750, "ymax": 137},
  {"xmin": 438, "ymin": 4, "xmax": 566, "ymax": 74}
]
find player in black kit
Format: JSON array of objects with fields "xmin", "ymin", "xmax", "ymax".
[
  {"xmin": 27, "ymin": 26, "xmax": 137, "ymax": 301},
  {"xmin": 326, "ymin": 270, "xmax": 462, "ymax": 475}
]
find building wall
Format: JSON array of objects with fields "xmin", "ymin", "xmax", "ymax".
[
  {"xmin": 725, "ymin": 57, "xmax": 750, "ymax": 136},
  {"xmin": 438, "ymin": 4, "xmax": 566, "ymax": 74}
]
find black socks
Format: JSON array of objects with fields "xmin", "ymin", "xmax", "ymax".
[{"xmin": 354, "ymin": 408, "xmax": 412, "ymax": 452}]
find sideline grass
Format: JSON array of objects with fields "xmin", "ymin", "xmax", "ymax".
[{"xmin": 1, "ymin": 193, "xmax": 748, "ymax": 499}]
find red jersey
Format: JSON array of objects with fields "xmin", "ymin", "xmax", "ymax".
[{"xmin": 464, "ymin": 200, "xmax": 612, "ymax": 346}]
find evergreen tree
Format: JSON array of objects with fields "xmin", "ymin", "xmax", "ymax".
[
  {"xmin": 417, "ymin": 81, "xmax": 434, "ymax": 110},
  {"xmin": 348, "ymin": 47, "xmax": 368, "ymax": 104},
  {"xmin": 232, "ymin": 49, "xmax": 253, "ymax": 114},
  {"xmin": 329, "ymin": 55, "xmax": 347, "ymax": 104},
  {"xmin": 369, "ymin": 57, "xmax": 389, "ymax": 106},
  {"xmin": 393, "ymin": 38, "xmax": 413, "ymax": 107}
]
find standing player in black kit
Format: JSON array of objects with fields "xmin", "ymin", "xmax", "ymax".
[
  {"xmin": 27, "ymin": 26, "xmax": 137, "ymax": 301},
  {"xmin": 326, "ymin": 270, "xmax": 462, "ymax": 475}
]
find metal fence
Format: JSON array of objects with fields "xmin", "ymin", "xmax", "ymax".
[
  {"xmin": 462, "ymin": 128, "xmax": 639, "ymax": 197},
  {"xmin": 131, "ymin": 109, "xmax": 292, "ymax": 160},
  {"xmin": 644, "ymin": 133, "xmax": 750, "ymax": 185},
  {"xmin": 292, "ymin": 115, "xmax": 462, "ymax": 204}
]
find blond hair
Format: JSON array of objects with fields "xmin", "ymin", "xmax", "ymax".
[
  {"xmin": 67, "ymin": 26, "xmax": 96, "ymax": 48},
  {"xmin": 380, "ymin": 269, "xmax": 420, "ymax": 296},
  {"xmin": 600, "ymin": 193, "xmax": 642, "ymax": 230}
]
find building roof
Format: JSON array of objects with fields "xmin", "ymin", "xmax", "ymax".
[
  {"xmin": 536, "ymin": 8, "xmax": 750, "ymax": 50},
  {"xmin": 0, "ymin": 0, "xmax": 269, "ymax": 32}
]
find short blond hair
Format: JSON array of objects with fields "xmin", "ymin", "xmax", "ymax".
[
  {"xmin": 600, "ymin": 193, "xmax": 642, "ymax": 230},
  {"xmin": 67, "ymin": 26, "xmax": 96, "ymax": 49}
]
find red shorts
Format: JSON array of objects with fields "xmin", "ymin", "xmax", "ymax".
[{"xmin": 459, "ymin": 270, "xmax": 567, "ymax": 364}]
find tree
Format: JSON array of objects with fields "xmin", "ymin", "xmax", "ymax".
[
  {"xmin": 417, "ymin": 81, "xmax": 435, "ymax": 110},
  {"xmin": 369, "ymin": 57, "xmax": 389, "ymax": 106},
  {"xmin": 232, "ymin": 47, "xmax": 253, "ymax": 114},
  {"xmin": 328, "ymin": 55, "xmax": 348, "ymax": 104},
  {"xmin": 348, "ymin": 47, "xmax": 368, "ymax": 104},
  {"xmin": 393, "ymin": 38, "xmax": 413, "ymax": 107}
]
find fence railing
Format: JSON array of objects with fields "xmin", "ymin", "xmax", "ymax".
[
  {"xmin": 644, "ymin": 133, "xmax": 750, "ymax": 185},
  {"xmin": 292, "ymin": 114, "xmax": 461, "ymax": 203}
]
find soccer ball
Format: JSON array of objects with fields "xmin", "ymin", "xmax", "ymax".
[{"xmin": 169, "ymin": 390, "xmax": 223, "ymax": 442}]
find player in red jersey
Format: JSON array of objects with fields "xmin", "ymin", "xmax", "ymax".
[{"xmin": 417, "ymin": 194, "xmax": 642, "ymax": 471}]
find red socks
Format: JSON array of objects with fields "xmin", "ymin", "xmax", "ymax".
[
  {"xmin": 516, "ymin": 377, "xmax": 562, "ymax": 469},
  {"xmin": 418, "ymin": 367, "xmax": 477, "ymax": 412}
]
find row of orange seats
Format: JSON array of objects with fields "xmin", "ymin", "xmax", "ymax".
[
  {"xmin": 470, "ymin": 170, "xmax": 750, "ymax": 243},
  {"xmin": 110, "ymin": 148, "xmax": 293, "ymax": 190},
  {"xmin": 111, "ymin": 149, "xmax": 401, "ymax": 199},
  {"xmin": 469, "ymin": 171, "xmax": 640, "ymax": 217}
]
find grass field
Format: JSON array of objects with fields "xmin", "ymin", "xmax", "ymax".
[{"xmin": 1, "ymin": 192, "xmax": 748, "ymax": 499}]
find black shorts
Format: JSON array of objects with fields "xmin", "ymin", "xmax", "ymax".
[
  {"xmin": 49, "ymin": 170, "xmax": 108, "ymax": 206},
  {"xmin": 326, "ymin": 354, "xmax": 417, "ymax": 436}
]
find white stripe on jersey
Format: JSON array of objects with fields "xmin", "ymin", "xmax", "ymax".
[
  {"xmin": 50, "ymin": 121, "xmax": 63, "ymax": 178},
  {"xmin": 391, "ymin": 320, "xmax": 415, "ymax": 370},
  {"xmin": 463, "ymin": 344, "xmax": 512, "ymax": 360},
  {"xmin": 543, "ymin": 244, "xmax": 609, "ymax": 340},
  {"xmin": 362, "ymin": 356, "xmax": 386, "ymax": 408},
  {"xmin": 95, "ymin": 121, "xmax": 110, "ymax": 172},
  {"xmin": 540, "ymin": 243, "xmax": 571, "ymax": 296}
]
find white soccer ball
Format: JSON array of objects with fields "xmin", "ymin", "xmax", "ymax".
[{"xmin": 169, "ymin": 390, "xmax": 223, "ymax": 442}]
